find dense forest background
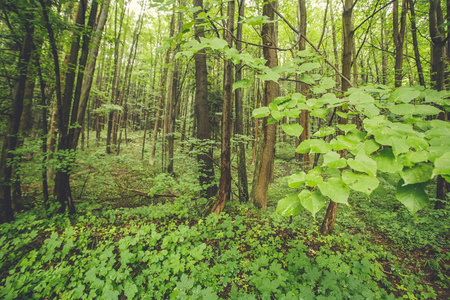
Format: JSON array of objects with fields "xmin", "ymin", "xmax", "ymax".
[{"xmin": 0, "ymin": 0, "xmax": 449, "ymax": 298}]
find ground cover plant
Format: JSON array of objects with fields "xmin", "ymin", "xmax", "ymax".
[{"xmin": 0, "ymin": 137, "xmax": 448, "ymax": 299}]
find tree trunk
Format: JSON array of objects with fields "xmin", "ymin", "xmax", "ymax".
[
  {"xmin": 251, "ymin": 0, "xmax": 280, "ymax": 209},
  {"xmin": 321, "ymin": 0, "xmax": 354, "ymax": 235},
  {"xmin": 234, "ymin": 0, "xmax": 249, "ymax": 202},
  {"xmin": 0, "ymin": 19, "xmax": 34, "ymax": 223},
  {"xmin": 409, "ymin": 0, "xmax": 425, "ymax": 86},
  {"xmin": 212, "ymin": 0, "xmax": 235, "ymax": 214},
  {"xmin": 72, "ymin": 0, "xmax": 110, "ymax": 149},
  {"xmin": 393, "ymin": 0, "xmax": 408, "ymax": 87},
  {"xmin": 430, "ymin": 0, "xmax": 447, "ymax": 209},
  {"xmin": 148, "ymin": 13, "xmax": 175, "ymax": 166},
  {"xmin": 194, "ymin": 0, "xmax": 217, "ymax": 198}
]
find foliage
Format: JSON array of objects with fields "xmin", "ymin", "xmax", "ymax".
[
  {"xmin": 251, "ymin": 81, "xmax": 450, "ymax": 218},
  {"xmin": 1, "ymin": 198, "xmax": 442, "ymax": 299}
]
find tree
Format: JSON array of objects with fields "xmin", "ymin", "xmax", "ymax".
[
  {"xmin": 194, "ymin": 0, "xmax": 217, "ymax": 198},
  {"xmin": 393, "ymin": 0, "xmax": 408, "ymax": 87},
  {"xmin": 321, "ymin": 0, "xmax": 354, "ymax": 236},
  {"xmin": 251, "ymin": 0, "xmax": 280, "ymax": 209},
  {"xmin": 0, "ymin": 8, "xmax": 34, "ymax": 222},
  {"xmin": 211, "ymin": 0, "xmax": 235, "ymax": 214}
]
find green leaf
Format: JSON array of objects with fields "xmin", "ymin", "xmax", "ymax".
[
  {"xmin": 299, "ymin": 190, "xmax": 326, "ymax": 218},
  {"xmin": 336, "ymin": 124, "xmax": 356, "ymax": 133},
  {"xmin": 298, "ymin": 62, "xmax": 321, "ymax": 73},
  {"xmin": 314, "ymin": 126, "xmax": 336, "ymax": 137},
  {"xmin": 296, "ymin": 139, "xmax": 332, "ymax": 154},
  {"xmin": 390, "ymin": 104, "xmax": 442, "ymax": 116},
  {"xmin": 348, "ymin": 92, "xmax": 375, "ymax": 105},
  {"xmin": 373, "ymin": 148, "xmax": 403, "ymax": 173},
  {"xmin": 207, "ymin": 37, "xmax": 229, "ymax": 50},
  {"xmin": 252, "ymin": 107, "xmax": 270, "ymax": 118},
  {"xmin": 357, "ymin": 104, "xmax": 380, "ymax": 118},
  {"xmin": 318, "ymin": 178, "xmax": 350, "ymax": 204},
  {"xmin": 288, "ymin": 172, "xmax": 306, "ymax": 188},
  {"xmin": 282, "ymin": 123, "xmax": 303, "ymax": 137},
  {"xmin": 347, "ymin": 152, "xmax": 377, "ymax": 176},
  {"xmin": 271, "ymin": 110, "xmax": 283, "ymax": 121},
  {"xmin": 396, "ymin": 181, "xmax": 429, "ymax": 214},
  {"xmin": 323, "ymin": 152, "xmax": 347, "ymax": 168},
  {"xmin": 310, "ymin": 108, "xmax": 329, "ymax": 119},
  {"xmin": 400, "ymin": 164, "xmax": 433, "ymax": 185},
  {"xmin": 391, "ymin": 138, "xmax": 410, "ymax": 156},
  {"xmin": 277, "ymin": 193, "xmax": 303, "ymax": 216},
  {"xmin": 432, "ymin": 152, "xmax": 450, "ymax": 178},
  {"xmin": 124, "ymin": 281, "xmax": 138, "ymax": 299},
  {"xmin": 342, "ymin": 170, "xmax": 379, "ymax": 196},
  {"xmin": 389, "ymin": 87, "xmax": 421, "ymax": 103},
  {"xmin": 258, "ymin": 70, "xmax": 280, "ymax": 82},
  {"xmin": 232, "ymin": 79, "xmax": 252, "ymax": 91},
  {"xmin": 305, "ymin": 167, "xmax": 324, "ymax": 187}
]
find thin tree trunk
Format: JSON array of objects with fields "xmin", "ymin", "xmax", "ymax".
[
  {"xmin": 393, "ymin": 0, "xmax": 408, "ymax": 87},
  {"xmin": 212, "ymin": 0, "xmax": 235, "ymax": 214},
  {"xmin": 72, "ymin": 0, "xmax": 110, "ymax": 149},
  {"xmin": 148, "ymin": 13, "xmax": 175, "ymax": 166},
  {"xmin": 409, "ymin": 0, "xmax": 425, "ymax": 86},
  {"xmin": 321, "ymin": 0, "xmax": 354, "ymax": 235},
  {"xmin": 234, "ymin": 0, "xmax": 248, "ymax": 202},
  {"xmin": 251, "ymin": 0, "xmax": 280, "ymax": 209}
]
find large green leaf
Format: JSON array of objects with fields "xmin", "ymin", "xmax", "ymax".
[
  {"xmin": 396, "ymin": 180, "xmax": 429, "ymax": 214},
  {"xmin": 336, "ymin": 124, "xmax": 356, "ymax": 133},
  {"xmin": 390, "ymin": 104, "xmax": 442, "ymax": 116},
  {"xmin": 252, "ymin": 107, "xmax": 270, "ymax": 118},
  {"xmin": 305, "ymin": 167, "xmax": 324, "ymax": 187},
  {"xmin": 288, "ymin": 172, "xmax": 306, "ymax": 188},
  {"xmin": 389, "ymin": 87, "xmax": 421, "ymax": 103},
  {"xmin": 296, "ymin": 139, "xmax": 332, "ymax": 154},
  {"xmin": 277, "ymin": 193, "xmax": 303, "ymax": 216},
  {"xmin": 400, "ymin": 164, "xmax": 433, "ymax": 185},
  {"xmin": 232, "ymin": 79, "xmax": 252, "ymax": 91},
  {"xmin": 314, "ymin": 126, "xmax": 336, "ymax": 137},
  {"xmin": 342, "ymin": 170, "xmax": 379, "ymax": 196},
  {"xmin": 357, "ymin": 103, "xmax": 380, "ymax": 118},
  {"xmin": 299, "ymin": 190, "xmax": 326, "ymax": 218},
  {"xmin": 347, "ymin": 152, "xmax": 377, "ymax": 176},
  {"xmin": 318, "ymin": 178, "xmax": 350, "ymax": 204},
  {"xmin": 323, "ymin": 152, "xmax": 347, "ymax": 168},
  {"xmin": 348, "ymin": 92, "xmax": 375, "ymax": 105},
  {"xmin": 432, "ymin": 152, "xmax": 450, "ymax": 178},
  {"xmin": 373, "ymin": 148, "xmax": 403, "ymax": 173},
  {"xmin": 282, "ymin": 123, "xmax": 303, "ymax": 137}
]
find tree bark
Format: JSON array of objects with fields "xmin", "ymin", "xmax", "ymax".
[
  {"xmin": 393, "ymin": 0, "xmax": 408, "ymax": 87},
  {"xmin": 212, "ymin": 0, "xmax": 235, "ymax": 214},
  {"xmin": 234, "ymin": 0, "xmax": 249, "ymax": 202},
  {"xmin": 251, "ymin": 0, "xmax": 280, "ymax": 209},
  {"xmin": 321, "ymin": 0, "xmax": 354, "ymax": 235},
  {"xmin": 72, "ymin": 0, "xmax": 110, "ymax": 149},
  {"xmin": 194, "ymin": 0, "xmax": 217, "ymax": 198},
  {"xmin": 430, "ymin": 0, "xmax": 448, "ymax": 209},
  {"xmin": 408, "ymin": 0, "xmax": 425, "ymax": 87},
  {"xmin": 0, "ymin": 18, "xmax": 34, "ymax": 223}
]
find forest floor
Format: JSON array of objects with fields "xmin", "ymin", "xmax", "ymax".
[{"xmin": 0, "ymin": 132, "xmax": 449, "ymax": 299}]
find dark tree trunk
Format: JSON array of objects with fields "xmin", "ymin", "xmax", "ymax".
[
  {"xmin": 430, "ymin": 0, "xmax": 448, "ymax": 209},
  {"xmin": 393, "ymin": 0, "xmax": 408, "ymax": 87},
  {"xmin": 194, "ymin": 0, "xmax": 217, "ymax": 199},
  {"xmin": 409, "ymin": 0, "xmax": 425, "ymax": 86},
  {"xmin": 0, "ymin": 19, "xmax": 34, "ymax": 223},
  {"xmin": 234, "ymin": 0, "xmax": 249, "ymax": 202},
  {"xmin": 212, "ymin": 0, "xmax": 235, "ymax": 214}
]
